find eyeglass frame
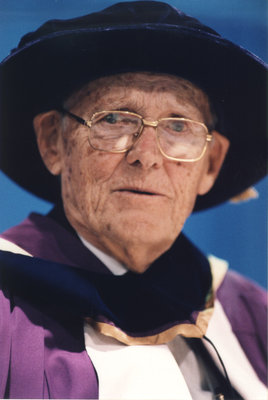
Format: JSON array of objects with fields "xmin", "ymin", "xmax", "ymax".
[{"xmin": 58, "ymin": 108, "xmax": 213, "ymax": 162}]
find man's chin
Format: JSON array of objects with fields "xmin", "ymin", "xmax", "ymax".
[{"xmin": 103, "ymin": 224, "xmax": 177, "ymax": 268}]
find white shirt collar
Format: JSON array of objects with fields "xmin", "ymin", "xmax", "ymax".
[{"xmin": 78, "ymin": 234, "xmax": 128, "ymax": 275}]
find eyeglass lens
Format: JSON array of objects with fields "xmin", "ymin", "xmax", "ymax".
[{"xmin": 90, "ymin": 112, "xmax": 141, "ymax": 152}]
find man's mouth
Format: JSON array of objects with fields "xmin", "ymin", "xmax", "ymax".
[{"xmin": 117, "ymin": 189, "xmax": 157, "ymax": 196}]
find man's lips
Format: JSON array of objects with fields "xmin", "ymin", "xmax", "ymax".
[{"xmin": 113, "ymin": 187, "xmax": 165, "ymax": 196}]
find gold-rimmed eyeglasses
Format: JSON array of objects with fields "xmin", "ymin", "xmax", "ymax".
[{"xmin": 59, "ymin": 108, "xmax": 213, "ymax": 162}]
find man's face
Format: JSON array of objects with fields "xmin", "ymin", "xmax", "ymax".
[{"xmin": 35, "ymin": 73, "xmax": 228, "ymax": 272}]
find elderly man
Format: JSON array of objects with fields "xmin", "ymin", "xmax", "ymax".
[{"xmin": 0, "ymin": 2, "xmax": 267, "ymax": 399}]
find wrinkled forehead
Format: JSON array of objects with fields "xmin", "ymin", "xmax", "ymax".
[{"xmin": 64, "ymin": 72, "xmax": 212, "ymax": 122}]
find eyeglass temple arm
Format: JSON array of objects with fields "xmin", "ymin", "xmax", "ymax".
[{"xmin": 57, "ymin": 107, "xmax": 89, "ymax": 127}]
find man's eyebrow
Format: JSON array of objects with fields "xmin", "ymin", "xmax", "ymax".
[
  {"xmin": 169, "ymin": 113, "xmax": 188, "ymax": 118},
  {"xmin": 117, "ymin": 107, "xmax": 138, "ymax": 113}
]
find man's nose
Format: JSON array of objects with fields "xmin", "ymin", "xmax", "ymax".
[{"xmin": 125, "ymin": 126, "xmax": 164, "ymax": 169}]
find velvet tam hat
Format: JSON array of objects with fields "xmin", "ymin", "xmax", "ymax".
[{"xmin": 0, "ymin": 1, "xmax": 267, "ymax": 210}]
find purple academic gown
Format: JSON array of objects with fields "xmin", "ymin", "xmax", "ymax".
[{"xmin": 0, "ymin": 213, "xmax": 267, "ymax": 398}]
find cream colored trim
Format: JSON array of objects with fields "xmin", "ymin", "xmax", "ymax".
[
  {"xmin": 230, "ymin": 186, "xmax": 259, "ymax": 203},
  {"xmin": 85, "ymin": 306, "xmax": 214, "ymax": 346},
  {"xmin": 208, "ymin": 254, "xmax": 228, "ymax": 292},
  {"xmin": 0, "ymin": 238, "xmax": 32, "ymax": 257}
]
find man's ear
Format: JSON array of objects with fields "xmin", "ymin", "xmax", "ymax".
[
  {"xmin": 198, "ymin": 131, "xmax": 230, "ymax": 195},
  {"xmin": 33, "ymin": 110, "xmax": 63, "ymax": 175}
]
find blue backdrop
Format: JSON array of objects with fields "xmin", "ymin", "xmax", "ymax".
[{"xmin": 0, "ymin": 0, "xmax": 267, "ymax": 287}]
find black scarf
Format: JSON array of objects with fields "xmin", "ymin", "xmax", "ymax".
[{"xmin": 0, "ymin": 229, "xmax": 212, "ymax": 336}]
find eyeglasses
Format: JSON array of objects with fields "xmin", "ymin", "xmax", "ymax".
[{"xmin": 59, "ymin": 108, "xmax": 213, "ymax": 162}]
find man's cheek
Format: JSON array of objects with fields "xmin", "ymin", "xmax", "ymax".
[{"xmin": 87, "ymin": 154, "xmax": 121, "ymax": 182}]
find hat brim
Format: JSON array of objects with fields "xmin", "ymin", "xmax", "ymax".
[{"xmin": 0, "ymin": 25, "xmax": 267, "ymax": 210}]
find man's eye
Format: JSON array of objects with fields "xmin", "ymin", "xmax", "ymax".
[
  {"xmin": 171, "ymin": 121, "xmax": 185, "ymax": 132},
  {"xmin": 104, "ymin": 113, "xmax": 118, "ymax": 124}
]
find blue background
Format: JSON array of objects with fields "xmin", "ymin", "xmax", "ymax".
[{"xmin": 0, "ymin": 0, "xmax": 267, "ymax": 287}]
